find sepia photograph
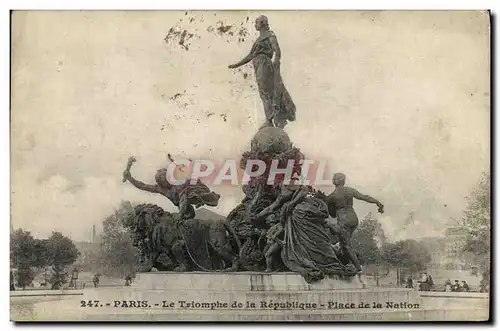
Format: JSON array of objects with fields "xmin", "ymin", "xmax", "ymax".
[{"xmin": 9, "ymin": 10, "xmax": 491, "ymax": 322}]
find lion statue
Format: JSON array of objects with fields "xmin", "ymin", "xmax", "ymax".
[{"xmin": 123, "ymin": 204, "xmax": 241, "ymax": 272}]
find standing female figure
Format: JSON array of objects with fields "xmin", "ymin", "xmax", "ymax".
[{"xmin": 229, "ymin": 15, "xmax": 296, "ymax": 129}]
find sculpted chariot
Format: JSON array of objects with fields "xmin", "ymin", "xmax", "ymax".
[{"xmin": 122, "ymin": 157, "xmax": 241, "ymax": 272}]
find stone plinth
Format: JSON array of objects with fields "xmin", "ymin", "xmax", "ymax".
[
  {"xmin": 11, "ymin": 272, "xmax": 489, "ymax": 322},
  {"xmin": 135, "ymin": 271, "xmax": 364, "ymax": 291}
]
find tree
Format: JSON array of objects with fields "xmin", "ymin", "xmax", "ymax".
[
  {"xmin": 11, "ymin": 229, "xmax": 79, "ymax": 289},
  {"xmin": 98, "ymin": 201, "xmax": 139, "ymax": 278},
  {"xmin": 418, "ymin": 237, "xmax": 445, "ymax": 269},
  {"xmin": 352, "ymin": 213, "xmax": 386, "ymax": 265},
  {"xmin": 382, "ymin": 239, "xmax": 431, "ymax": 275},
  {"xmin": 45, "ymin": 232, "xmax": 80, "ymax": 289},
  {"xmin": 10, "ymin": 229, "xmax": 41, "ymax": 289},
  {"xmin": 351, "ymin": 213, "xmax": 389, "ymax": 285},
  {"xmin": 32, "ymin": 239, "xmax": 51, "ymax": 285},
  {"xmin": 458, "ymin": 172, "xmax": 491, "ymax": 285}
]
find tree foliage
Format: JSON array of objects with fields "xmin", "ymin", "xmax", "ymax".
[
  {"xmin": 11, "ymin": 230, "xmax": 38, "ymax": 267},
  {"xmin": 382, "ymin": 239, "xmax": 431, "ymax": 273},
  {"xmin": 351, "ymin": 213, "xmax": 386, "ymax": 265},
  {"xmin": 46, "ymin": 232, "xmax": 80, "ymax": 266},
  {"xmin": 46, "ymin": 231, "xmax": 80, "ymax": 288},
  {"xmin": 458, "ymin": 172, "xmax": 491, "ymax": 282},
  {"xmin": 10, "ymin": 229, "xmax": 79, "ymax": 289},
  {"xmin": 98, "ymin": 201, "xmax": 139, "ymax": 277},
  {"xmin": 11, "ymin": 230, "xmax": 44, "ymax": 288}
]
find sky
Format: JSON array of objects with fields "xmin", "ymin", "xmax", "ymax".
[{"xmin": 11, "ymin": 11, "xmax": 490, "ymax": 241}]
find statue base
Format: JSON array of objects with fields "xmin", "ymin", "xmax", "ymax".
[
  {"xmin": 135, "ymin": 271, "xmax": 365, "ymax": 291},
  {"xmin": 13, "ymin": 272, "xmax": 489, "ymax": 321}
]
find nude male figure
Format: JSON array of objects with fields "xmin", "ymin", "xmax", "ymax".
[{"xmin": 323, "ymin": 173, "xmax": 384, "ymax": 273}]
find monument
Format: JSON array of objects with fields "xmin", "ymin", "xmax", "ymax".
[
  {"xmin": 9, "ymin": 11, "xmax": 491, "ymax": 323},
  {"xmin": 103, "ymin": 16, "xmax": 419, "ymax": 321}
]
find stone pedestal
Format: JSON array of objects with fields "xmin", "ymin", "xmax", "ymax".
[
  {"xmin": 13, "ymin": 272, "xmax": 489, "ymax": 321},
  {"xmin": 135, "ymin": 271, "xmax": 365, "ymax": 291}
]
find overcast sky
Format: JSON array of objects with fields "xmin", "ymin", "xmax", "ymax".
[{"xmin": 11, "ymin": 11, "xmax": 490, "ymax": 241}]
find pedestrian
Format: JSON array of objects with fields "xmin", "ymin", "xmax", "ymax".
[
  {"xmin": 452, "ymin": 280, "xmax": 461, "ymax": 292},
  {"xmin": 427, "ymin": 273, "xmax": 434, "ymax": 290},
  {"xmin": 125, "ymin": 274, "xmax": 132, "ymax": 287},
  {"xmin": 93, "ymin": 274, "xmax": 100, "ymax": 288},
  {"xmin": 418, "ymin": 272, "xmax": 429, "ymax": 291},
  {"xmin": 406, "ymin": 275, "xmax": 413, "ymax": 288}
]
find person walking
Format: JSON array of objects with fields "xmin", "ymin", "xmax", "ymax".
[{"xmin": 406, "ymin": 275, "xmax": 414, "ymax": 289}]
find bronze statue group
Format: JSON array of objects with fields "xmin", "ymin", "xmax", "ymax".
[{"xmin": 122, "ymin": 16, "xmax": 384, "ymax": 283}]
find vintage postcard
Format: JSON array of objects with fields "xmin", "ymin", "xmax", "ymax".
[{"xmin": 10, "ymin": 10, "xmax": 490, "ymax": 322}]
